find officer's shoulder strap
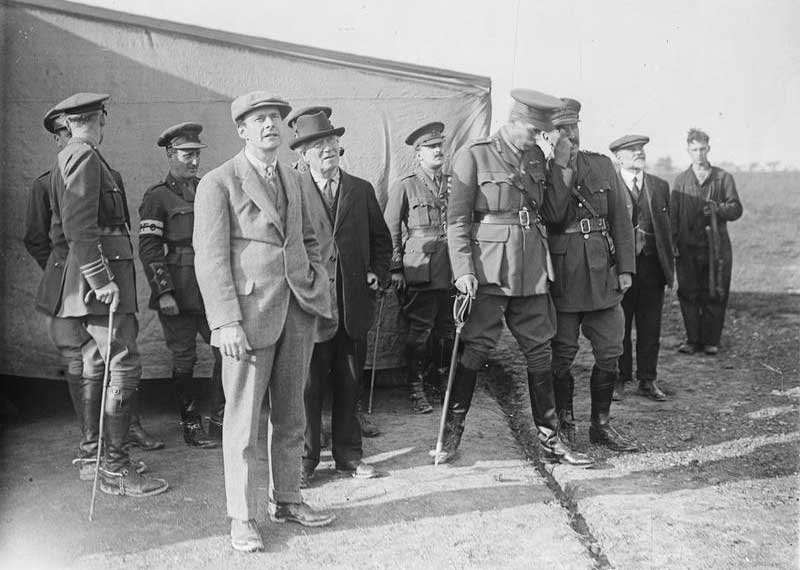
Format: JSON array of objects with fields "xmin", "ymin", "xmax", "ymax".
[
  {"xmin": 143, "ymin": 181, "xmax": 168, "ymax": 196},
  {"xmin": 469, "ymin": 137, "xmax": 492, "ymax": 147}
]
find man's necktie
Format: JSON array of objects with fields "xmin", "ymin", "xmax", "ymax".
[
  {"xmin": 324, "ymin": 178, "xmax": 335, "ymax": 210},
  {"xmin": 265, "ymin": 165, "xmax": 278, "ymax": 203},
  {"xmin": 631, "ymin": 176, "xmax": 640, "ymax": 202}
]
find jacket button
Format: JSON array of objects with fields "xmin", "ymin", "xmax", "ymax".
[
  {"xmin": 583, "ymin": 234, "xmax": 589, "ymax": 240},
  {"xmin": 330, "ymin": 255, "xmax": 336, "ymax": 262}
]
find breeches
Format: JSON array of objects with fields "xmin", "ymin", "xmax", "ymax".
[
  {"xmin": 551, "ymin": 304, "xmax": 624, "ymax": 373},
  {"xmin": 459, "ymin": 291, "xmax": 555, "ymax": 372},
  {"xmin": 157, "ymin": 311, "xmax": 211, "ymax": 373},
  {"xmin": 46, "ymin": 315, "xmax": 103, "ymax": 379}
]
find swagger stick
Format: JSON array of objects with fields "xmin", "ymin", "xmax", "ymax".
[{"xmin": 89, "ymin": 308, "xmax": 115, "ymax": 521}]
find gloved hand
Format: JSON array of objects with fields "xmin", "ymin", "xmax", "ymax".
[
  {"xmin": 454, "ymin": 274, "xmax": 478, "ymax": 298},
  {"xmin": 158, "ymin": 293, "xmax": 180, "ymax": 316}
]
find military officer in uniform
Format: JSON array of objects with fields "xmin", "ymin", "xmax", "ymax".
[
  {"xmin": 27, "ymin": 107, "xmax": 104, "ymax": 480},
  {"xmin": 49, "ymin": 92, "xmax": 168, "ymax": 496},
  {"xmin": 384, "ymin": 122, "xmax": 454, "ymax": 415},
  {"xmin": 610, "ymin": 134, "xmax": 674, "ymax": 402},
  {"xmin": 546, "ymin": 98, "xmax": 638, "ymax": 452},
  {"xmin": 441, "ymin": 89, "xmax": 593, "ymax": 467},
  {"xmin": 138, "ymin": 122, "xmax": 221, "ymax": 448}
]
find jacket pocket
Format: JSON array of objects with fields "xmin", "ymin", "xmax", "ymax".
[{"xmin": 470, "ymin": 224, "xmax": 509, "ymax": 287}]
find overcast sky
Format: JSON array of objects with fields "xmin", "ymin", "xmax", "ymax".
[{"xmin": 75, "ymin": 0, "xmax": 799, "ymax": 169}]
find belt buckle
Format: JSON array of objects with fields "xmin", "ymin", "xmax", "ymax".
[
  {"xmin": 579, "ymin": 218, "xmax": 592, "ymax": 234},
  {"xmin": 519, "ymin": 208, "xmax": 531, "ymax": 229}
]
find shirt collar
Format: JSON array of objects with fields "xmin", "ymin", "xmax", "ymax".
[
  {"xmin": 311, "ymin": 167, "xmax": 340, "ymax": 191},
  {"xmin": 620, "ymin": 168, "xmax": 643, "ymax": 188},
  {"xmin": 244, "ymin": 148, "xmax": 277, "ymax": 178}
]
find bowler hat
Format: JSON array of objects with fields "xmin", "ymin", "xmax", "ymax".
[
  {"xmin": 286, "ymin": 106, "xmax": 333, "ymax": 130},
  {"xmin": 289, "ymin": 111, "xmax": 345, "ymax": 150}
]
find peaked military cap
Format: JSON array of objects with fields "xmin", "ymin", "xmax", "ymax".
[
  {"xmin": 230, "ymin": 91, "xmax": 292, "ymax": 123},
  {"xmin": 289, "ymin": 111, "xmax": 345, "ymax": 150},
  {"xmin": 509, "ymin": 89, "xmax": 562, "ymax": 131},
  {"xmin": 157, "ymin": 122, "xmax": 207, "ymax": 149},
  {"xmin": 405, "ymin": 121, "xmax": 445, "ymax": 147},
  {"xmin": 42, "ymin": 104, "xmax": 68, "ymax": 134},
  {"xmin": 51, "ymin": 93, "xmax": 110, "ymax": 119},
  {"xmin": 286, "ymin": 106, "xmax": 333, "ymax": 130},
  {"xmin": 609, "ymin": 134, "xmax": 650, "ymax": 153},
  {"xmin": 551, "ymin": 98, "xmax": 582, "ymax": 127}
]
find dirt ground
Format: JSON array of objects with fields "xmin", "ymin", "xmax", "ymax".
[{"xmin": 0, "ymin": 284, "xmax": 797, "ymax": 570}]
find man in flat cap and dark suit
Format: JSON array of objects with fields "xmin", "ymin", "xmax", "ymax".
[
  {"xmin": 48, "ymin": 92, "xmax": 169, "ymax": 496},
  {"xmin": 442, "ymin": 89, "xmax": 593, "ymax": 467},
  {"xmin": 610, "ymin": 134, "xmax": 673, "ymax": 402},
  {"xmin": 193, "ymin": 92, "xmax": 335, "ymax": 552},
  {"xmin": 138, "ymin": 122, "xmax": 222, "ymax": 449},
  {"xmin": 384, "ymin": 121, "xmax": 454, "ymax": 415},
  {"xmin": 546, "ymin": 98, "xmax": 638, "ymax": 452},
  {"xmin": 289, "ymin": 111, "xmax": 391, "ymax": 487},
  {"xmin": 671, "ymin": 128, "xmax": 742, "ymax": 356}
]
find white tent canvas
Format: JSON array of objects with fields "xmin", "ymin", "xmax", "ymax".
[{"xmin": 0, "ymin": 0, "xmax": 491, "ymax": 379}]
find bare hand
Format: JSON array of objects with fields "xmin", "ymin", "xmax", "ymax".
[
  {"xmin": 219, "ymin": 323, "xmax": 252, "ymax": 361},
  {"xmin": 553, "ymin": 135, "xmax": 575, "ymax": 169},
  {"xmin": 158, "ymin": 293, "xmax": 180, "ymax": 316},
  {"xmin": 454, "ymin": 274, "xmax": 478, "ymax": 298},
  {"xmin": 366, "ymin": 272, "xmax": 380, "ymax": 291},
  {"xmin": 618, "ymin": 273, "xmax": 633, "ymax": 293},
  {"xmin": 702, "ymin": 201, "xmax": 715, "ymax": 216},
  {"xmin": 390, "ymin": 272, "xmax": 406, "ymax": 294},
  {"xmin": 86, "ymin": 281, "xmax": 120, "ymax": 312}
]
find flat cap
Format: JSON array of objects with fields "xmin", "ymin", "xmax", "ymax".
[
  {"xmin": 609, "ymin": 134, "xmax": 650, "ymax": 153},
  {"xmin": 286, "ymin": 106, "xmax": 332, "ymax": 130},
  {"xmin": 230, "ymin": 91, "xmax": 292, "ymax": 123},
  {"xmin": 51, "ymin": 92, "xmax": 110, "ymax": 118},
  {"xmin": 405, "ymin": 121, "xmax": 445, "ymax": 147},
  {"xmin": 157, "ymin": 122, "xmax": 207, "ymax": 149},
  {"xmin": 551, "ymin": 98, "xmax": 582, "ymax": 127},
  {"xmin": 509, "ymin": 89, "xmax": 562, "ymax": 131},
  {"xmin": 42, "ymin": 104, "xmax": 68, "ymax": 134}
]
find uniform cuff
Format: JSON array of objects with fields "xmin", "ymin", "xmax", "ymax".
[
  {"xmin": 148, "ymin": 262, "xmax": 175, "ymax": 296},
  {"xmin": 81, "ymin": 257, "xmax": 114, "ymax": 290}
]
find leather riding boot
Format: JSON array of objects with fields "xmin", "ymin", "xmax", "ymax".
[
  {"xmin": 552, "ymin": 369, "xmax": 577, "ymax": 446},
  {"xmin": 173, "ymin": 370, "xmax": 217, "ymax": 449},
  {"xmin": 206, "ymin": 351, "xmax": 224, "ymax": 439},
  {"xmin": 431, "ymin": 363, "xmax": 477, "ymax": 464},
  {"xmin": 78, "ymin": 377, "xmax": 102, "ymax": 458},
  {"xmin": 528, "ymin": 370, "xmax": 593, "ymax": 467},
  {"xmin": 126, "ymin": 389, "xmax": 165, "ymax": 451},
  {"xmin": 407, "ymin": 346, "xmax": 433, "ymax": 414},
  {"xmin": 66, "ymin": 373, "xmax": 83, "ymax": 426},
  {"xmin": 100, "ymin": 392, "xmax": 169, "ymax": 497},
  {"xmin": 589, "ymin": 366, "xmax": 639, "ymax": 452}
]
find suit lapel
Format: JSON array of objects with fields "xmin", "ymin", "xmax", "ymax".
[
  {"xmin": 334, "ymin": 170, "xmax": 354, "ymax": 236},
  {"xmin": 235, "ymin": 152, "xmax": 284, "ymax": 238}
]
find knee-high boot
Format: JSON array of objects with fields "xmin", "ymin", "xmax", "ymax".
[
  {"xmin": 527, "ymin": 369, "xmax": 593, "ymax": 466},
  {"xmin": 99, "ymin": 388, "xmax": 169, "ymax": 497},
  {"xmin": 407, "ymin": 345, "xmax": 433, "ymax": 414},
  {"xmin": 433, "ymin": 363, "xmax": 477, "ymax": 464},
  {"xmin": 589, "ymin": 366, "xmax": 638, "ymax": 452},
  {"xmin": 126, "ymin": 389, "xmax": 164, "ymax": 451},
  {"xmin": 552, "ymin": 368, "xmax": 577, "ymax": 445}
]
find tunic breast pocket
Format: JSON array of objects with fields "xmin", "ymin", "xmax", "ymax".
[
  {"xmin": 477, "ymin": 171, "xmax": 508, "ymax": 211},
  {"xmin": 98, "ymin": 186, "xmax": 127, "ymax": 226},
  {"xmin": 166, "ymin": 206, "xmax": 195, "ymax": 241},
  {"xmin": 409, "ymin": 198, "xmax": 432, "ymax": 227},
  {"xmin": 578, "ymin": 184, "xmax": 610, "ymax": 217}
]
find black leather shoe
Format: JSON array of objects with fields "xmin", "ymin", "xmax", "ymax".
[
  {"xmin": 678, "ymin": 342, "xmax": 701, "ymax": 355},
  {"xmin": 230, "ymin": 519, "xmax": 264, "ymax": 552},
  {"xmin": 99, "ymin": 466, "xmax": 169, "ymax": 497},
  {"xmin": 589, "ymin": 423, "xmax": 639, "ymax": 452},
  {"xmin": 637, "ymin": 380, "xmax": 667, "ymax": 401},
  {"xmin": 268, "ymin": 501, "xmax": 335, "ymax": 527},
  {"xmin": 335, "ymin": 460, "xmax": 379, "ymax": 479},
  {"xmin": 181, "ymin": 420, "xmax": 219, "ymax": 449}
]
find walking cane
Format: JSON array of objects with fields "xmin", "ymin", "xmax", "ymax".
[
  {"xmin": 431, "ymin": 293, "xmax": 471, "ymax": 465},
  {"xmin": 367, "ymin": 289, "xmax": 387, "ymax": 414},
  {"xmin": 89, "ymin": 307, "xmax": 115, "ymax": 521}
]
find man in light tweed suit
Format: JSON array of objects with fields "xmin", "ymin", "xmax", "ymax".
[{"xmin": 193, "ymin": 91, "xmax": 335, "ymax": 553}]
